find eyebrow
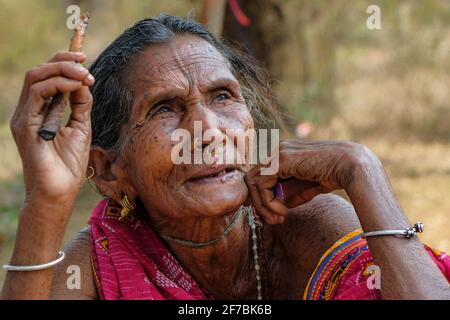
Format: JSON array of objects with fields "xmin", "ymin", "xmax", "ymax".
[
  {"xmin": 133, "ymin": 76, "xmax": 241, "ymax": 118},
  {"xmin": 133, "ymin": 87, "xmax": 184, "ymax": 120},
  {"xmin": 199, "ymin": 76, "xmax": 240, "ymax": 93}
]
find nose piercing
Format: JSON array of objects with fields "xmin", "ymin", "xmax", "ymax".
[
  {"xmin": 205, "ymin": 147, "xmax": 219, "ymax": 164},
  {"xmin": 194, "ymin": 137, "xmax": 202, "ymax": 152}
]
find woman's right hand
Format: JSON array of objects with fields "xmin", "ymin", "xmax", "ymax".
[
  {"xmin": 0, "ymin": 52, "xmax": 95, "ymax": 299},
  {"xmin": 10, "ymin": 51, "xmax": 95, "ymax": 214}
]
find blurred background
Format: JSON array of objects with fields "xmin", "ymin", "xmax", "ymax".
[{"xmin": 0, "ymin": 0, "xmax": 449, "ymax": 284}]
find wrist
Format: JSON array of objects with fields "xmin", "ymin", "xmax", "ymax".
[
  {"xmin": 345, "ymin": 151, "xmax": 411, "ymax": 230},
  {"xmin": 20, "ymin": 196, "xmax": 76, "ymax": 228},
  {"xmin": 345, "ymin": 145, "xmax": 385, "ymax": 195},
  {"xmin": 10, "ymin": 205, "xmax": 72, "ymax": 267},
  {"xmin": 24, "ymin": 185, "xmax": 80, "ymax": 205}
]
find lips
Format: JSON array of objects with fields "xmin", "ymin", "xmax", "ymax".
[{"xmin": 188, "ymin": 164, "xmax": 242, "ymax": 181}]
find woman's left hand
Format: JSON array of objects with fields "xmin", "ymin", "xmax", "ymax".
[{"xmin": 245, "ymin": 140, "xmax": 381, "ymax": 224}]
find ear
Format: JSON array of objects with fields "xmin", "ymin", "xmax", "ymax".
[{"xmin": 88, "ymin": 146, "xmax": 137, "ymax": 204}]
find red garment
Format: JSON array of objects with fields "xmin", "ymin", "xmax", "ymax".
[
  {"xmin": 89, "ymin": 199, "xmax": 212, "ymax": 300},
  {"xmin": 89, "ymin": 199, "xmax": 450, "ymax": 300}
]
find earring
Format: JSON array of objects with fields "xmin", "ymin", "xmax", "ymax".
[
  {"xmin": 120, "ymin": 195, "xmax": 136, "ymax": 220},
  {"xmin": 85, "ymin": 166, "xmax": 95, "ymax": 181}
]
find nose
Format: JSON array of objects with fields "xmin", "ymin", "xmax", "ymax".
[{"xmin": 183, "ymin": 103, "xmax": 226, "ymax": 152}]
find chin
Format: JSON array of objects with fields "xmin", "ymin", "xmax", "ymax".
[{"xmin": 179, "ymin": 175, "xmax": 248, "ymax": 217}]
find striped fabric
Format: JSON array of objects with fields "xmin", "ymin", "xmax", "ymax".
[{"xmin": 304, "ymin": 229, "xmax": 450, "ymax": 300}]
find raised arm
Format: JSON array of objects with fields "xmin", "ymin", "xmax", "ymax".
[
  {"xmin": 246, "ymin": 140, "xmax": 450, "ymax": 299},
  {"xmin": 1, "ymin": 51, "xmax": 94, "ymax": 299}
]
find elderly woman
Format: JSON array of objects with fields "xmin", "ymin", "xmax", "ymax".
[{"xmin": 1, "ymin": 15, "xmax": 449, "ymax": 300}]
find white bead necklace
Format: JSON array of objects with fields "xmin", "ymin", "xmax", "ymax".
[{"xmin": 244, "ymin": 206, "xmax": 263, "ymax": 300}]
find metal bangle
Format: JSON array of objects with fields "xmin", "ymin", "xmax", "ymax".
[
  {"xmin": 362, "ymin": 222, "xmax": 424, "ymax": 239},
  {"xmin": 2, "ymin": 251, "xmax": 65, "ymax": 271}
]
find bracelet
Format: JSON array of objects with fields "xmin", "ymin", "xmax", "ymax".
[
  {"xmin": 362, "ymin": 222, "xmax": 424, "ymax": 239},
  {"xmin": 2, "ymin": 251, "xmax": 65, "ymax": 271}
]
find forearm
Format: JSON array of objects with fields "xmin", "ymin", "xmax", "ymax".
[
  {"xmin": 1, "ymin": 200, "xmax": 74, "ymax": 300},
  {"xmin": 347, "ymin": 160, "xmax": 450, "ymax": 299}
]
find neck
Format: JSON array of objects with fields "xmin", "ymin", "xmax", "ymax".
[{"xmin": 148, "ymin": 207, "xmax": 258, "ymax": 299}]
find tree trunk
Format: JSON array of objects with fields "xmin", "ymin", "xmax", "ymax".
[{"xmin": 222, "ymin": 0, "xmax": 289, "ymax": 82}]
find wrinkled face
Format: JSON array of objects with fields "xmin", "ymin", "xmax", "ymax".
[{"xmin": 121, "ymin": 35, "xmax": 254, "ymax": 220}]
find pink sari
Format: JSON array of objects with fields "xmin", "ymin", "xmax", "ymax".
[
  {"xmin": 89, "ymin": 199, "xmax": 450, "ymax": 300},
  {"xmin": 89, "ymin": 199, "xmax": 212, "ymax": 300}
]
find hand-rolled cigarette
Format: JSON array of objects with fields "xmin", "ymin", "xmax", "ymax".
[{"xmin": 38, "ymin": 12, "xmax": 90, "ymax": 141}]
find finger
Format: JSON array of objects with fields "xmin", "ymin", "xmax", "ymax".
[
  {"xmin": 48, "ymin": 51, "xmax": 86, "ymax": 63},
  {"xmin": 245, "ymin": 174, "xmax": 281, "ymax": 225},
  {"xmin": 254, "ymin": 175, "xmax": 287, "ymax": 216},
  {"xmin": 25, "ymin": 77, "xmax": 84, "ymax": 126},
  {"xmin": 277, "ymin": 150, "xmax": 300, "ymax": 180},
  {"xmin": 15, "ymin": 60, "xmax": 93, "ymax": 121},
  {"xmin": 39, "ymin": 93, "xmax": 68, "ymax": 140},
  {"xmin": 20, "ymin": 52, "xmax": 86, "ymax": 105},
  {"xmin": 255, "ymin": 174, "xmax": 278, "ymax": 189},
  {"xmin": 66, "ymin": 86, "xmax": 93, "ymax": 134},
  {"xmin": 40, "ymin": 80, "xmax": 94, "ymax": 141},
  {"xmin": 258, "ymin": 187, "xmax": 287, "ymax": 216},
  {"xmin": 245, "ymin": 163, "xmax": 268, "ymax": 181},
  {"xmin": 33, "ymin": 64, "xmax": 93, "ymax": 140},
  {"xmin": 26, "ymin": 61, "xmax": 93, "ymax": 87}
]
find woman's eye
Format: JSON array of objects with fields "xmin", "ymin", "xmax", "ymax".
[
  {"xmin": 215, "ymin": 91, "xmax": 231, "ymax": 102},
  {"xmin": 147, "ymin": 101, "xmax": 173, "ymax": 118},
  {"xmin": 155, "ymin": 105, "xmax": 171, "ymax": 114}
]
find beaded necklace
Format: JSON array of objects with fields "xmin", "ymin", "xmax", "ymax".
[{"xmin": 160, "ymin": 205, "xmax": 264, "ymax": 299}]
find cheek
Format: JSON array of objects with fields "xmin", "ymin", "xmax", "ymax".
[
  {"xmin": 219, "ymin": 103, "xmax": 254, "ymax": 131},
  {"xmin": 125, "ymin": 122, "xmax": 177, "ymax": 190}
]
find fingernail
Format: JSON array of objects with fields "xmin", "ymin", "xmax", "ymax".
[
  {"xmin": 87, "ymin": 74, "xmax": 95, "ymax": 81},
  {"xmin": 275, "ymin": 183, "xmax": 284, "ymax": 199},
  {"xmin": 74, "ymin": 52, "xmax": 85, "ymax": 57},
  {"xmin": 75, "ymin": 63, "xmax": 87, "ymax": 72}
]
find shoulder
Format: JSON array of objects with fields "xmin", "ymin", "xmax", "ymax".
[
  {"xmin": 271, "ymin": 193, "xmax": 361, "ymax": 268},
  {"xmin": 291, "ymin": 192, "xmax": 360, "ymax": 240},
  {"xmin": 50, "ymin": 226, "xmax": 98, "ymax": 300}
]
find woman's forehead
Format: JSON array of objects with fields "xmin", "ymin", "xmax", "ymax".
[{"xmin": 128, "ymin": 35, "xmax": 234, "ymax": 90}]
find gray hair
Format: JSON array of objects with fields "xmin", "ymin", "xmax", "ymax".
[{"xmin": 89, "ymin": 14, "xmax": 283, "ymax": 151}]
